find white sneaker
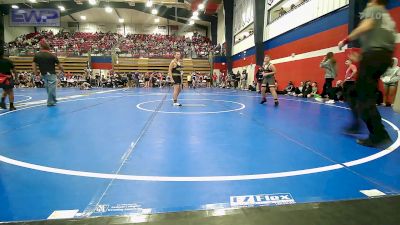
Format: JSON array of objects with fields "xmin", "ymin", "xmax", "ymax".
[
  {"xmin": 326, "ymin": 100, "xmax": 335, "ymax": 104},
  {"xmin": 173, "ymin": 102, "xmax": 182, "ymax": 106},
  {"xmin": 315, "ymin": 97, "xmax": 324, "ymax": 102}
]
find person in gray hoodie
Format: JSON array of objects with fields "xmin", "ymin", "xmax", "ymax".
[{"xmin": 320, "ymin": 52, "xmax": 337, "ymax": 98}]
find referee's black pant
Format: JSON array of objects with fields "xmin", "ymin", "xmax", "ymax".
[{"xmin": 349, "ymin": 49, "xmax": 393, "ymax": 141}]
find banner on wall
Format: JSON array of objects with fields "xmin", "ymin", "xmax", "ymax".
[{"xmin": 10, "ymin": 8, "xmax": 60, "ymax": 27}]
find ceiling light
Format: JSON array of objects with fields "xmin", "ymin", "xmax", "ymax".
[
  {"xmin": 151, "ymin": 8, "xmax": 158, "ymax": 15},
  {"xmin": 58, "ymin": 5, "xmax": 65, "ymax": 11},
  {"xmin": 11, "ymin": 5, "xmax": 19, "ymax": 9},
  {"xmin": 105, "ymin": 6, "xmax": 113, "ymax": 13},
  {"xmin": 146, "ymin": 0, "xmax": 153, "ymax": 7},
  {"xmin": 28, "ymin": 0, "xmax": 37, "ymax": 3},
  {"xmin": 193, "ymin": 11, "xmax": 199, "ymax": 17},
  {"xmin": 155, "ymin": 18, "xmax": 160, "ymax": 23},
  {"xmin": 80, "ymin": 15, "xmax": 86, "ymax": 20},
  {"xmin": 198, "ymin": 3, "xmax": 205, "ymax": 10},
  {"xmin": 88, "ymin": 0, "xmax": 97, "ymax": 5},
  {"xmin": 119, "ymin": 18, "xmax": 125, "ymax": 23},
  {"xmin": 189, "ymin": 20, "xmax": 195, "ymax": 25}
]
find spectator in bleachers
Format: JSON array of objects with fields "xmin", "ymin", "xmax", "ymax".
[
  {"xmin": 34, "ymin": 74, "xmax": 44, "ymax": 88},
  {"xmin": 293, "ymin": 81, "xmax": 304, "ymax": 96},
  {"xmin": 282, "ymin": 81, "xmax": 295, "ymax": 95},
  {"xmin": 301, "ymin": 81, "xmax": 312, "ymax": 98},
  {"xmin": 307, "ymin": 82, "xmax": 319, "ymax": 98}
]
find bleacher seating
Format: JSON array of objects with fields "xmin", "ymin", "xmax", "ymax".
[
  {"xmin": 7, "ymin": 31, "xmax": 213, "ymax": 58},
  {"xmin": 114, "ymin": 57, "xmax": 211, "ymax": 79},
  {"xmin": 9, "ymin": 56, "xmax": 89, "ymax": 73}
]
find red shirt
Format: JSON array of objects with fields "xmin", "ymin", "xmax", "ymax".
[{"xmin": 345, "ymin": 64, "xmax": 357, "ymax": 81}]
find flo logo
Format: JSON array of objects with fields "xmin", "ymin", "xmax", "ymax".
[
  {"xmin": 230, "ymin": 193, "xmax": 295, "ymax": 207},
  {"xmin": 95, "ymin": 204, "xmax": 110, "ymax": 213}
]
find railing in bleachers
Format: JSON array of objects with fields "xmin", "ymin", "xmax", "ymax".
[
  {"xmin": 5, "ymin": 48, "xmax": 211, "ymax": 59},
  {"xmin": 8, "ymin": 56, "xmax": 211, "ymax": 75}
]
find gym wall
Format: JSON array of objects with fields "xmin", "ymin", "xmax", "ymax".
[{"xmin": 230, "ymin": 0, "xmax": 400, "ymax": 91}]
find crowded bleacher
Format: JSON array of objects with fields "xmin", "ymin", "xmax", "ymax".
[{"xmin": 6, "ymin": 30, "xmax": 214, "ymax": 58}]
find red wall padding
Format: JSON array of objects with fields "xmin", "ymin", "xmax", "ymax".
[{"xmin": 266, "ymin": 25, "xmax": 349, "ymax": 60}]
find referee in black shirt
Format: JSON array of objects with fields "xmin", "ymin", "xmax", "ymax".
[{"xmin": 32, "ymin": 39, "xmax": 64, "ymax": 107}]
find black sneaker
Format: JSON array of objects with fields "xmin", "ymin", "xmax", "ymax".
[
  {"xmin": 356, "ymin": 136, "xmax": 393, "ymax": 148},
  {"xmin": 274, "ymin": 101, "xmax": 279, "ymax": 107},
  {"xmin": 344, "ymin": 126, "xmax": 361, "ymax": 135},
  {"xmin": 9, "ymin": 106, "xmax": 16, "ymax": 111},
  {"xmin": 260, "ymin": 98, "xmax": 267, "ymax": 104},
  {"xmin": 0, "ymin": 102, "xmax": 6, "ymax": 109}
]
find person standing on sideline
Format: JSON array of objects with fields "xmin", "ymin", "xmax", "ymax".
[
  {"xmin": 338, "ymin": 0, "xmax": 397, "ymax": 147},
  {"xmin": 344, "ymin": 59, "xmax": 358, "ymax": 95},
  {"xmin": 255, "ymin": 66, "xmax": 264, "ymax": 93},
  {"xmin": 0, "ymin": 44, "xmax": 17, "ymax": 111},
  {"xmin": 168, "ymin": 51, "xmax": 183, "ymax": 106},
  {"xmin": 320, "ymin": 52, "xmax": 337, "ymax": 99},
  {"xmin": 192, "ymin": 72, "xmax": 197, "ymax": 89},
  {"xmin": 260, "ymin": 55, "xmax": 279, "ymax": 106},
  {"xmin": 212, "ymin": 73, "xmax": 217, "ymax": 87},
  {"xmin": 343, "ymin": 59, "xmax": 358, "ymax": 109},
  {"xmin": 241, "ymin": 70, "xmax": 248, "ymax": 90},
  {"xmin": 187, "ymin": 73, "xmax": 192, "ymax": 88},
  {"xmin": 381, "ymin": 57, "xmax": 399, "ymax": 106},
  {"xmin": 33, "ymin": 39, "xmax": 64, "ymax": 107}
]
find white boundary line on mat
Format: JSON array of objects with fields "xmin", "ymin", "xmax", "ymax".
[{"xmin": 0, "ymin": 94, "xmax": 398, "ymax": 182}]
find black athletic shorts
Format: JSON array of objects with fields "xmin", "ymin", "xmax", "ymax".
[
  {"xmin": 262, "ymin": 75, "xmax": 276, "ymax": 87},
  {"xmin": 1, "ymin": 76, "xmax": 14, "ymax": 90},
  {"xmin": 172, "ymin": 75, "xmax": 182, "ymax": 84}
]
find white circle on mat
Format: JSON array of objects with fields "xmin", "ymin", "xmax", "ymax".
[
  {"xmin": 0, "ymin": 94, "xmax": 398, "ymax": 182},
  {"xmin": 136, "ymin": 99, "xmax": 246, "ymax": 114}
]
